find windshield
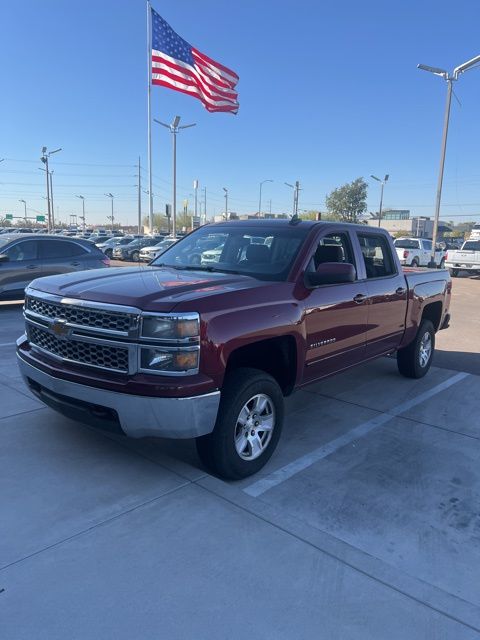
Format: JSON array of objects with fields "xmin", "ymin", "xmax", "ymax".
[
  {"xmin": 462, "ymin": 241, "xmax": 480, "ymax": 251},
  {"xmin": 151, "ymin": 225, "xmax": 309, "ymax": 281},
  {"xmin": 394, "ymin": 239, "xmax": 419, "ymax": 249}
]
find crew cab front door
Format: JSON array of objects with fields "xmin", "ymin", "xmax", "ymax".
[{"xmin": 301, "ymin": 230, "xmax": 368, "ymax": 383}]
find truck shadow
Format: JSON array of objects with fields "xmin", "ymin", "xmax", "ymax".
[{"xmin": 433, "ymin": 349, "xmax": 480, "ymax": 376}]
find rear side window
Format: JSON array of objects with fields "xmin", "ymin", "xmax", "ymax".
[
  {"xmin": 5, "ymin": 240, "xmax": 38, "ymax": 261},
  {"xmin": 394, "ymin": 239, "xmax": 419, "ymax": 249},
  {"xmin": 462, "ymin": 241, "xmax": 480, "ymax": 251},
  {"xmin": 39, "ymin": 240, "xmax": 88, "ymax": 259},
  {"xmin": 358, "ymin": 234, "xmax": 396, "ymax": 279}
]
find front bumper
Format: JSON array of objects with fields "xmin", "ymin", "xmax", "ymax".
[{"xmin": 17, "ymin": 352, "xmax": 220, "ymax": 439}]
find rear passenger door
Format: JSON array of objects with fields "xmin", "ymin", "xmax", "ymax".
[
  {"xmin": 355, "ymin": 232, "xmax": 408, "ymax": 357},
  {"xmin": 39, "ymin": 240, "xmax": 91, "ymax": 278}
]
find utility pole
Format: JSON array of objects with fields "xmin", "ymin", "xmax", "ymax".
[
  {"xmin": 137, "ymin": 157, "xmax": 142, "ymax": 235},
  {"xmin": 285, "ymin": 181, "xmax": 300, "ymax": 217},
  {"xmin": 203, "ymin": 187, "xmax": 207, "ymax": 224},
  {"xmin": 154, "ymin": 116, "xmax": 196, "ymax": 238},
  {"xmin": 370, "ymin": 174, "xmax": 389, "ymax": 227},
  {"xmin": 193, "ymin": 179, "xmax": 199, "ymax": 225},
  {"xmin": 76, "ymin": 195, "xmax": 86, "ymax": 230},
  {"xmin": 258, "ymin": 179, "xmax": 273, "ymax": 217},
  {"xmin": 268, "ymin": 199, "xmax": 272, "ymax": 216},
  {"xmin": 40, "ymin": 147, "xmax": 61, "ymax": 232},
  {"xmin": 105, "ymin": 193, "xmax": 114, "ymax": 231},
  {"xmin": 223, "ymin": 187, "xmax": 228, "ymax": 219},
  {"xmin": 417, "ymin": 54, "xmax": 480, "ymax": 267},
  {"xmin": 19, "ymin": 199, "xmax": 27, "ymax": 224},
  {"xmin": 49, "ymin": 170, "xmax": 55, "ymax": 229}
]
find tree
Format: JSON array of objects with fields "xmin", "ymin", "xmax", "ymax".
[{"xmin": 325, "ymin": 177, "xmax": 368, "ymax": 223}]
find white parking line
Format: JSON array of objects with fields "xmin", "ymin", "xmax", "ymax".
[{"xmin": 244, "ymin": 371, "xmax": 469, "ymax": 498}]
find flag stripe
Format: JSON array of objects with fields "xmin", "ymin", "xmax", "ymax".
[
  {"xmin": 151, "ymin": 72, "xmax": 238, "ymax": 110},
  {"xmin": 152, "ymin": 78, "xmax": 238, "ymax": 113},
  {"xmin": 192, "ymin": 47, "xmax": 239, "ymax": 83}
]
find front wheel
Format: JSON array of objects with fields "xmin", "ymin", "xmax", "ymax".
[
  {"xmin": 196, "ymin": 368, "xmax": 284, "ymax": 479},
  {"xmin": 131, "ymin": 251, "xmax": 140, "ymax": 262},
  {"xmin": 397, "ymin": 319, "xmax": 435, "ymax": 379},
  {"xmin": 449, "ymin": 268, "xmax": 459, "ymax": 277}
]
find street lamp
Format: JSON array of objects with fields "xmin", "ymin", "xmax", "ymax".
[
  {"xmin": 370, "ymin": 174, "xmax": 389, "ymax": 227},
  {"xmin": 285, "ymin": 181, "xmax": 300, "ymax": 217},
  {"xmin": 105, "ymin": 193, "xmax": 115, "ymax": 231},
  {"xmin": 154, "ymin": 115, "xmax": 196, "ymax": 238},
  {"xmin": 418, "ymin": 54, "xmax": 480, "ymax": 267},
  {"xmin": 76, "ymin": 195, "xmax": 86, "ymax": 231},
  {"xmin": 223, "ymin": 187, "xmax": 228, "ymax": 219},
  {"xmin": 40, "ymin": 147, "xmax": 62, "ymax": 232},
  {"xmin": 19, "ymin": 199, "xmax": 27, "ymax": 223},
  {"xmin": 258, "ymin": 179, "xmax": 273, "ymax": 217}
]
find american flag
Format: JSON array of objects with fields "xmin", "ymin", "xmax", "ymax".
[{"xmin": 151, "ymin": 9, "xmax": 239, "ymax": 114}]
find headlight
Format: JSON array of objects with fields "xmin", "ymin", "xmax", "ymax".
[
  {"xmin": 141, "ymin": 314, "xmax": 199, "ymax": 340},
  {"xmin": 140, "ymin": 347, "xmax": 199, "ymax": 373}
]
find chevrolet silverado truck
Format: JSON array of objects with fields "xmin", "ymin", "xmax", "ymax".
[{"xmin": 17, "ymin": 220, "xmax": 451, "ymax": 479}]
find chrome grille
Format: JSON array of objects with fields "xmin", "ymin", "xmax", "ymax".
[
  {"xmin": 26, "ymin": 296, "xmax": 133, "ymax": 333},
  {"xmin": 28, "ymin": 325, "xmax": 129, "ymax": 373}
]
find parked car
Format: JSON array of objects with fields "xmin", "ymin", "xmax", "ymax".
[
  {"xmin": 393, "ymin": 237, "xmax": 446, "ymax": 267},
  {"xmin": 139, "ymin": 238, "xmax": 177, "ymax": 262},
  {"xmin": 0, "ymin": 234, "xmax": 109, "ymax": 298},
  {"xmin": 17, "ymin": 220, "xmax": 451, "ymax": 479},
  {"xmin": 112, "ymin": 236, "xmax": 164, "ymax": 261},
  {"xmin": 96, "ymin": 236, "xmax": 134, "ymax": 258},
  {"xmin": 445, "ymin": 239, "xmax": 480, "ymax": 277}
]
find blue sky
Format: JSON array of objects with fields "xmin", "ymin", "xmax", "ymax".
[{"xmin": 1, "ymin": 0, "xmax": 480, "ymax": 226}]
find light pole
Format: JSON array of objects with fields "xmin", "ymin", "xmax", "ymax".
[
  {"xmin": 40, "ymin": 147, "xmax": 61, "ymax": 232},
  {"xmin": 76, "ymin": 195, "xmax": 86, "ymax": 231},
  {"xmin": 285, "ymin": 181, "xmax": 300, "ymax": 217},
  {"xmin": 370, "ymin": 174, "xmax": 389, "ymax": 227},
  {"xmin": 223, "ymin": 187, "xmax": 228, "ymax": 219},
  {"xmin": 105, "ymin": 193, "xmax": 114, "ymax": 231},
  {"xmin": 19, "ymin": 199, "xmax": 27, "ymax": 224},
  {"xmin": 418, "ymin": 54, "xmax": 480, "ymax": 267},
  {"xmin": 258, "ymin": 179, "xmax": 273, "ymax": 217},
  {"xmin": 154, "ymin": 116, "xmax": 196, "ymax": 238},
  {"xmin": 193, "ymin": 180, "xmax": 199, "ymax": 225}
]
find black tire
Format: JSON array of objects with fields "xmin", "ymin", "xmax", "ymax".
[
  {"xmin": 196, "ymin": 367, "xmax": 284, "ymax": 480},
  {"xmin": 397, "ymin": 319, "xmax": 435, "ymax": 379},
  {"xmin": 411, "ymin": 258, "xmax": 419, "ymax": 268},
  {"xmin": 131, "ymin": 251, "xmax": 140, "ymax": 262},
  {"xmin": 105, "ymin": 249, "xmax": 112, "ymax": 258},
  {"xmin": 449, "ymin": 268, "xmax": 459, "ymax": 277}
]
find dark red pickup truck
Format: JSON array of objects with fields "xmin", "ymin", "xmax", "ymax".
[{"xmin": 17, "ymin": 220, "xmax": 451, "ymax": 479}]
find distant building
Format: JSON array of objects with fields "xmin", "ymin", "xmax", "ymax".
[
  {"xmin": 382, "ymin": 209, "xmax": 410, "ymax": 221},
  {"xmin": 366, "ymin": 216, "xmax": 433, "ymax": 237}
]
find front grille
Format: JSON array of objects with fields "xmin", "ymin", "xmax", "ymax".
[
  {"xmin": 28, "ymin": 325, "xmax": 129, "ymax": 373},
  {"xmin": 26, "ymin": 296, "xmax": 134, "ymax": 333}
]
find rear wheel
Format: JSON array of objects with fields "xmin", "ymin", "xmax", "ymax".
[
  {"xmin": 410, "ymin": 258, "xmax": 419, "ymax": 268},
  {"xmin": 397, "ymin": 319, "xmax": 435, "ymax": 379},
  {"xmin": 196, "ymin": 368, "xmax": 284, "ymax": 479},
  {"xmin": 449, "ymin": 268, "xmax": 459, "ymax": 277}
]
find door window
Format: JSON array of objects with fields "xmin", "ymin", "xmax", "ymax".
[
  {"xmin": 358, "ymin": 234, "xmax": 396, "ymax": 279},
  {"xmin": 6, "ymin": 240, "xmax": 38, "ymax": 261},
  {"xmin": 309, "ymin": 232, "xmax": 355, "ymax": 273},
  {"xmin": 39, "ymin": 240, "xmax": 87, "ymax": 259}
]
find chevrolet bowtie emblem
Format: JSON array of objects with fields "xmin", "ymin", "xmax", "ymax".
[{"xmin": 51, "ymin": 319, "xmax": 70, "ymax": 339}]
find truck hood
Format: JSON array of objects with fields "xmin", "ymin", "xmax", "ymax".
[{"xmin": 28, "ymin": 266, "xmax": 265, "ymax": 312}]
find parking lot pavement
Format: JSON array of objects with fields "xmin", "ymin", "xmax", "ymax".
[{"xmin": 2, "ymin": 281, "xmax": 480, "ymax": 639}]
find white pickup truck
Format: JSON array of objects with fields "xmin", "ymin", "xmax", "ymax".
[
  {"xmin": 445, "ymin": 239, "xmax": 480, "ymax": 277},
  {"xmin": 394, "ymin": 237, "xmax": 446, "ymax": 268}
]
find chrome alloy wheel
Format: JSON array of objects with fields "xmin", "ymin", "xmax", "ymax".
[
  {"xmin": 419, "ymin": 331, "xmax": 432, "ymax": 368},
  {"xmin": 234, "ymin": 394, "xmax": 275, "ymax": 461}
]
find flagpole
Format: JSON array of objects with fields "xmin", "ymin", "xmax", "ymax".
[{"xmin": 146, "ymin": 0, "xmax": 153, "ymax": 233}]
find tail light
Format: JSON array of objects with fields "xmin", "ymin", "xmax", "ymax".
[
  {"xmin": 102, "ymin": 257, "xmax": 110, "ymax": 266},
  {"xmin": 403, "ymin": 250, "xmax": 409, "ymax": 259},
  {"xmin": 445, "ymin": 252, "xmax": 448, "ymax": 261}
]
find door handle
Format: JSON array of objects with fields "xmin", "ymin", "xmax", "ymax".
[
  {"xmin": 25, "ymin": 265, "xmax": 37, "ymax": 270},
  {"xmin": 353, "ymin": 293, "xmax": 367, "ymax": 304},
  {"xmin": 396, "ymin": 287, "xmax": 407, "ymax": 295},
  {"xmin": 71, "ymin": 262, "xmax": 81, "ymax": 267}
]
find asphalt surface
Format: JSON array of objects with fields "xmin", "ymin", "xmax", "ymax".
[{"xmin": 1, "ymin": 273, "xmax": 480, "ymax": 639}]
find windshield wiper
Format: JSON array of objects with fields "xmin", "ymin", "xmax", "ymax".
[{"xmin": 153, "ymin": 263, "xmax": 241, "ymax": 275}]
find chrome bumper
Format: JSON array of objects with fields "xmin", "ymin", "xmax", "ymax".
[{"xmin": 17, "ymin": 353, "xmax": 220, "ymax": 439}]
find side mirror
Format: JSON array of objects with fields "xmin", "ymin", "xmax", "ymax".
[
  {"xmin": 0, "ymin": 253, "xmax": 9, "ymax": 263},
  {"xmin": 305, "ymin": 262, "xmax": 356, "ymax": 288}
]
